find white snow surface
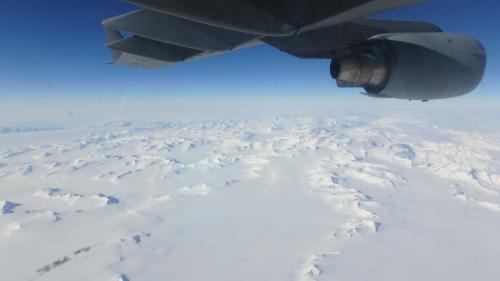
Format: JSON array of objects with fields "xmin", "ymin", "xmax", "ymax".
[{"xmin": 0, "ymin": 115, "xmax": 499, "ymax": 281}]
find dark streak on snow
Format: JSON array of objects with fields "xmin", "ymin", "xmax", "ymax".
[{"xmin": 34, "ymin": 246, "xmax": 92, "ymax": 276}]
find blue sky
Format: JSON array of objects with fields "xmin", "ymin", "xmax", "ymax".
[{"xmin": 0, "ymin": 0, "xmax": 498, "ymax": 99}]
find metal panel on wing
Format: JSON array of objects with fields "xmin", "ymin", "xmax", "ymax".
[
  {"xmin": 264, "ymin": 18, "xmax": 442, "ymax": 58},
  {"xmin": 125, "ymin": 0, "xmax": 297, "ymax": 36},
  {"xmin": 298, "ymin": 0, "xmax": 424, "ymax": 33}
]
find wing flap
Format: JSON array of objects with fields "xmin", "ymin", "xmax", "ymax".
[
  {"xmin": 113, "ymin": 52, "xmax": 174, "ymax": 69},
  {"xmin": 107, "ymin": 36, "xmax": 204, "ymax": 68},
  {"xmin": 103, "ymin": 9, "xmax": 259, "ymax": 52}
]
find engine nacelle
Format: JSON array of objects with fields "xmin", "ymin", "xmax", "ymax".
[{"xmin": 330, "ymin": 33, "xmax": 487, "ymax": 100}]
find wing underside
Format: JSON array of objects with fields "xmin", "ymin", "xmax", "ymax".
[{"xmin": 103, "ymin": 0, "xmax": 432, "ymax": 68}]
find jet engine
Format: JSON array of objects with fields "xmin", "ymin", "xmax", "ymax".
[{"xmin": 330, "ymin": 33, "xmax": 486, "ymax": 100}]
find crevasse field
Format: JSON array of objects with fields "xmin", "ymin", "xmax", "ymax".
[{"xmin": 0, "ymin": 98, "xmax": 499, "ymax": 281}]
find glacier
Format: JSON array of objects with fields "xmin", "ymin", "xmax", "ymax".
[{"xmin": 0, "ymin": 113, "xmax": 499, "ymax": 281}]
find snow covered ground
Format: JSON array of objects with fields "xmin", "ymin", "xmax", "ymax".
[{"xmin": 1, "ymin": 106, "xmax": 500, "ymax": 281}]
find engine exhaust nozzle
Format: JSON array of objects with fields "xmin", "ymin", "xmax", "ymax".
[{"xmin": 331, "ymin": 47, "xmax": 390, "ymax": 92}]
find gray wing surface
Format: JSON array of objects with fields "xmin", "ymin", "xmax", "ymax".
[{"xmin": 103, "ymin": 0, "xmax": 429, "ymax": 68}]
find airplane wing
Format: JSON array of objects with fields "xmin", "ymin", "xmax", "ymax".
[
  {"xmin": 102, "ymin": 0, "xmax": 486, "ymax": 101},
  {"xmin": 102, "ymin": 0, "xmax": 428, "ymax": 68}
]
